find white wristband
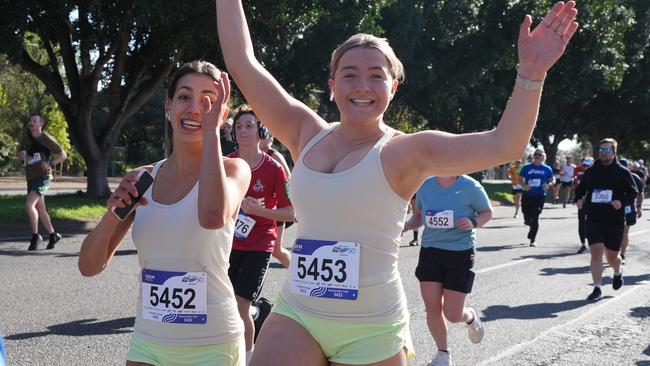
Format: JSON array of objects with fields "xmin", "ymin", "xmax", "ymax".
[{"xmin": 516, "ymin": 74, "xmax": 544, "ymax": 91}]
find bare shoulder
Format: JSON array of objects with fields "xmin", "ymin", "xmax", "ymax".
[{"xmin": 223, "ymin": 156, "xmax": 251, "ymax": 179}]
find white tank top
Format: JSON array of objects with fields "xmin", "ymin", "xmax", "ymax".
[
  {"xmin": 280, "ymin": 123, "xmax": 409, "ymax": 321},
  {"xmin": 132, "ymin": 160, "xmax": 243, "ymax": 345}
]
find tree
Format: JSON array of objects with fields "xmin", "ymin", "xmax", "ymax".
[{"xmin": 0, "ymin": 1, "xmax": 218, "ymax": 195}]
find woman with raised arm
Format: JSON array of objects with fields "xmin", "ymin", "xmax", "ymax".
[
  {"xmin": 78, "ymin": 61, "xmax": 251, "ymax": 366},
  {"xmin": 216, "ymin": 2, "xmax": 578, "ymax": 365}
]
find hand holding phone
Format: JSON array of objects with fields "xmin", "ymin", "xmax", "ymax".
[{"xmin": 110, "ymin": 169, "xmax": 154, "ymax": 221}]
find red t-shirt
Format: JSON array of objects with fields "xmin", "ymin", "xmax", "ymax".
[
  {"xmin": 573, "ymin": 165, "xmax": 585, "ymax": 188},
  {"xmin": 228, "ymin": 152, "xmax": 291, "ymax": 252}
]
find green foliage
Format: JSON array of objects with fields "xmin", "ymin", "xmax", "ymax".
[
  {"xmin": 63, "ymin": 147, "xmax": 87, "ymax": 176},
  {"xmin": 0, "ymin": 194, "xmax": 106, "ymax": 223},
  {"xmin": 43, "ymin": 107, "xmax": 71, "ymax": 153},
  {"xmin": 0, "ymin": 131, "xmax": 17, "ymax": 174}
]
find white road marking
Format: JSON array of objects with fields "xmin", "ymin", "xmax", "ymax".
[{"xmin": 476, "ymin": 258, "xmax": 534, "ymax": 274}]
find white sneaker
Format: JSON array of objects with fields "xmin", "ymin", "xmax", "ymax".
[
  {"xmin": 466, "ymin": 307, "xmax": 484, "ymax": 343},
  {"xmin": 427, "ymin": 350, "xmax": 453, "ymax": 366}
]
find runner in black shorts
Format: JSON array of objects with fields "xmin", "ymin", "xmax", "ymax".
[
  {"xmin": 575, "ymin": 138, "xmax": 637, "ymax": 301},
  {"xmin": 228, "ymin": 105, "xmax": 294, "ymax": 363},
  {"xmin": 403, "ymin": 175, "xmax": 493, "ymax": 366},
  {"xmin": 618, "ymin": 159, "xmax": 644, "ymax": 264}
]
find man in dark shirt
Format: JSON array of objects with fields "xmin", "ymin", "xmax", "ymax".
[
  {"xmin": 575, "ymin": 138, "xmax": 637, "ymax": 301},
  {"xmin": 618, "ymin": 159, "xmax": 644, "ymax": 264}
]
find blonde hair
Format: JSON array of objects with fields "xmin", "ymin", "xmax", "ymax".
[{"xmin": 329, "ymin": 33, "xmax": 405, "ymax": 83}]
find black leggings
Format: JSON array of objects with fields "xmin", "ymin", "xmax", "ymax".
[
  {"xmin": 577, "ymin": 208, "xmax": 587, "ymax": 244},
  {"xmin": 522, "ymin": 195, "xmax": 545, "ymax": 241}
]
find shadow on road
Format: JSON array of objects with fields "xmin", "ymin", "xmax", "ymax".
[
  {"xmin": 481, "ymin": 299, "xmax": 598, "ymax": 321},
  {"xmin": 520, "ymin": 252, "xmax": 576, "ymax": 260},
  {"xmin": 0, "ymin": 220, "xmax": 95, "ymax": 243},
  {"xmin": 476, "ymin": 244, "xmax": 523, "ymax": 252},
  {"xmin": 630, "ymin": 307, "xmax": 650, "ymax": 319},
  {"xmin": 5, "ymin": 317, "xmax": 134, "ymax": 340},
  {"xmin": 482, "ymin": 225, "xmax": 521, "ymax": 229},
  {"xmin": 539, "ymin": 266, "xmax": 590, "ymax": 276}
]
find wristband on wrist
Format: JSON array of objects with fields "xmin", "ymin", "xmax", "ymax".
[
  {"xmin": 516, "ymin": 73, "xmax": 544, "ymax": 91},
  {"xmin": 469, "ymin": 217, "xmax": 478, "ymax": 228}
]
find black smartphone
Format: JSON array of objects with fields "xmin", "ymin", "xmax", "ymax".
[{"xmin": 111, "ymin": 169, "xmax": 154, "ymax": 221}]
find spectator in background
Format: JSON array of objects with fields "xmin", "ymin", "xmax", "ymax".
[
  {"xmin": 619, "ymin": 158, "xmax": 644, "ymax": 264},
  {"xmin": 575, "ymin": 157, "xmax": 593, "ymax": 254},
  {"xmin": 221, "ymin": 118, "xmax": 239, "ymax": 155},
  {"xmin": 16, "ymin": 114, "xmax": 67, "ymax": 251},
  {"xmin": 559, "ymin": 156, "xmax": 576, "ymax": 208},
  {"xmin": 259, "ymin": 130, "xmax": 293, "ymax": 268},
  {"xmin": 507, "ymin": 160, "xmax": 523, "ymax": 218}
]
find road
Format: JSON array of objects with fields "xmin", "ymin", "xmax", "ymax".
[{"xmin": 1, "ymin": 203, "xmax": 649, "ymax": 366}]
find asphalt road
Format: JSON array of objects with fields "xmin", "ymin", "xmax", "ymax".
[{"xmin": 1, "ymin": 203, "xmax": 649, "ymax": 366}]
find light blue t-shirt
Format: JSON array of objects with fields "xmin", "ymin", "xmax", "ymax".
[{"xmin": 416, "ymin": 175, "xmax": 491, "ymax": 251}]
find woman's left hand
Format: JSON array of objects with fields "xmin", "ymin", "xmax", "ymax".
[
  {"xmin": 201, "ymin": 71, "xmax": 231, "ymax": 133},
  {"xmin": 456, "ymin": 218, "xmax": 475, "ymax": 231},
  {"xmin": 517, "ymin": 1, "xmax": 579, "ymax": 80}
]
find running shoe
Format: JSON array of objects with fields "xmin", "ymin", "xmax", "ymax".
[
  {"xmin": 621, "ymin": 254, "xmax": 626, "ymax": 265},
  {"xmin": 47, "ymin": 232, "xmax": 62, "ymax": 250},
  {"xmin": 28, "ymin": 234, "xmax": 41, "ymax": 251},
  {"xmin": 587, "ymin": 287, "xmax": 602, "ymax": 301},
  {"xmin": 252, "ymin": 297, "xmax": 273, "ymax": 341},
  {"xmin": 576, "ymin": 245, "xmax": 587, "ymax": 254},
  {"xmin": 409, "ymin": 239, "xmax": 419, "ymax": 246},
  {"xmin": 529, "ymin": 241, "xmax": 537, "ymax": 247},
  {"xmin": 427, "ymin": 350, "xmax": 453, "ymax": 366},
  {"xmin": 513, "ymin": 213, "xmax": 518, "ymax": 219},
  {"xmin": 612, "ymin": 273, "xmax": 624, "ymax": 290},
  {"xmin": 466, "ymin": 307, "xmax": 484, "ymax": 343}
]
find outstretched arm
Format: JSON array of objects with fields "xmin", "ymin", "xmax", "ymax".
[
  {"xmin": 404, "ymin": 2, "xmax": 579, "ymax": 180},
  {"xmin": 198, "ymin": 73, "xmax": 252, "ymax": 229},
  {"xmin": 215, "ymin": 0, "xmax": 326, "ymax": 157}
]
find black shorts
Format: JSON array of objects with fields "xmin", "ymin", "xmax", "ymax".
[
  {"xmin": 228, "ymin": 250, "xmax": 271, "ymax": 301},
  {"xmin": 560, "ymin": 181, "xmax": 573, "ymax": 188},
  {"xmin": 415, "ymin": 247, "xmax": 475, "ymax": 293},
  {"xmin": 512, "ymin": 188, "xmax": 523, "ymax": 194},
  {"xmin": 625, "ymin": 211, "xmax": 637, "ymax": 226},
  {"xmin": 587, "ymin": 221, "xmax": 625, "ymax": 252},
  {"xmin": 27, "ymin": 177, "xmax": 50, "ymax": 195}
]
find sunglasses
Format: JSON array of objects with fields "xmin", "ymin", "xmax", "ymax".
[
  {"xmin": 533, "ymin": 153, "xmax": 543, "ymax": 157},
  {"xmin": 598, "ymin": 147, "xmax": 613, "ymax": 153}
]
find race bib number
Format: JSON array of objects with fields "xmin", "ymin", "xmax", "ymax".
[
  {"xmin": 234, "ymin": 213, "xmax": 256, "ymax": 240},
  {"xmin": 425, "ymin": 210, "xmax": 454, "ymax": 229},
  {"xmin": 141, "ymin": 269, "xmax": 207, "ymax": 324},
  {"xmin": 27, "ymin": 153, "xmax": 42, "ymax": 165},
  {"xmin": 290, "ymin": 239, "xmax": 360, "ymax": 300},
  {"xmin": 512, "ymin": 184, "xmax": 522, "ymax": 190},
  {"xmin": 625, "ymin": 205, "xmax": 632, "ymax": 215},
  {"xmin": 591, "ymin": 189, "xmax": 613, "ymax": 204},
  {"xmin": 527, "ymin": 178, "xmax": 541, "ymax": 188}
]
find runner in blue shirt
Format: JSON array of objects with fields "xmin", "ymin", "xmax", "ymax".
[
  {"xmin": 519, "ymin": 148, "xmax": 555, "ymax": 246},
  {"xmin": 403, "ymin": 175, "xmax": 493, "ymax": 366}
]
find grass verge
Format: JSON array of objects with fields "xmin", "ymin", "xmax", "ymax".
[
  {"xmin": 0, "ymin": 193, "xmax": 106, "ymax": 224},
  {"xmin": 483, "ymin": 182, "xmax": 514, "ymax": 206}
]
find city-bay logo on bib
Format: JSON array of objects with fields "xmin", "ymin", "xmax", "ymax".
[
  {"xmin": 253, "ymin": 179, "xmax": 264, "ymax": 192},
  {"xmin": 182, "ymin": 274, "xmax": 204, "ymax": 283},
  {"xmin": 332, "ymin": 244, "xmax": 356, "ymax": 256}
]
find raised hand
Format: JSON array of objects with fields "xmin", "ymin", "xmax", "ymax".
[
  {"xmin": 201, "ymin": 71, "xmax": 231, "ymax": 133},
  {"xmin": 518, "ymin": 1, "xmax": 579, "ymax": 80}
]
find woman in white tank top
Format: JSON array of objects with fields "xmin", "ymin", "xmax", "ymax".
[
  {"xmin": 216, "ymin": 2, "xmax": 579, "ymax": 365},
  {"xmin": 78, "ymin": 61, "xmax": 251, "ymax": 366}
]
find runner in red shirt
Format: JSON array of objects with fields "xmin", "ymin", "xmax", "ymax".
[{"xmin": 227, "ymin": 104, "xmax": 294, "ymax": 363}]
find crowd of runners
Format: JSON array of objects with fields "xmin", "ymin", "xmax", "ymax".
[{"xmin": 12, "ymin": 1, "xmax": 647, "ymax": 365}]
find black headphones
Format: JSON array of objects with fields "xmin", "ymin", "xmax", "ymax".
[{"xmin": 231, "ymin": 119, "xmax": 269, "ymax": 143}]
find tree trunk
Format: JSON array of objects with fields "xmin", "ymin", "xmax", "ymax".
[{"xmin": 86, "ymin": 156, "xmax": 111, "ymax": 197}]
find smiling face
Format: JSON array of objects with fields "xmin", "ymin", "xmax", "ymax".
[
  {"xmin": 165, "ymin": 73, "xmax": 220, "ymax": 144},
  {"xmin": 328, "ymin": 47, "xmax": 398, "ymax": 124}
]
